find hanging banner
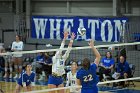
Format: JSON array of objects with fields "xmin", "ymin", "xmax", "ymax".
[{"xmin": 31, "ymin": 16, "xmax": 128, "ymax": 42}]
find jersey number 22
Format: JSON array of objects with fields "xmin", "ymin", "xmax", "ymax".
[{"xmin": 83, "ymin": 74, "xmax": 93, "ymax": 82}]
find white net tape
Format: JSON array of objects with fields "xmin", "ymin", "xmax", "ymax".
[
  {"xmin": 23, "ymin": 77, "xmax": 140, "ymax": 93},
  {"xmin": 1, "ymin": 42, "xmax": 140, "ymax": 56}
]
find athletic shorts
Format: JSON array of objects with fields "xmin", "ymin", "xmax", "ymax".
[
  {"xmin": 48, "ymin": 75, "xmax": 63, "ymax": 86},
  {"xmin": 81, "ymin": 86, "xmax": 98, "ymax": 93},
  {"xmin": 18, "ymin": 81, "xmax": 30, "ymax": 87}
]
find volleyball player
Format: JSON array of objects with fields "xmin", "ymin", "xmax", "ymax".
[
  {"xmin": 3, "ymin": 50, "xmax": 13, "ymax": 78},
  {"xmin": 11, "ymin": 35, "xmax": 24, "ymax": 78},
  {"xmin": 48, "ymin": 31, "xmax": 75, "ymax": 93},
  {"xmin": 15, "ymin": 63, "xmax": 36, "ymax": 93},
  {"xmin": 76, "ymin": 40, "xmax": 101, "ymax": 93},
  {"xmin": 66, "ymin": 61, "xmax": 79, "ymax": 93}
]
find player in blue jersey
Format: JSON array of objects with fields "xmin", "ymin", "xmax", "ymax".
[
  {"xmin": 76, "ymin": 40, "xmax": 101, "ymax": 93},
  {"xmin": 15, "ymin": 63, "xmax": 36, "ymax": 93}
]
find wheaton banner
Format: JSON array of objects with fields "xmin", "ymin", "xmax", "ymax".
[{"xmin": 31, "ymin": 16, "xmax": 128, "ymax": 42}]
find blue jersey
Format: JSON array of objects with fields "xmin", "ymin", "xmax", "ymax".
[
  {"xmin": 36, "ymin": 55, "xmax": 45, "ymax": 63},
  {"xmin": 45, "ymin": 57, "xmax": 52, "ymax": 64},
  {"xmin": 76, "ymin": 63, "xmax": 99, "ymax": 89},
  {"xmin": 101, "ymin": 57, "xmax": 114, "ymax": 67},
  {"xmin": 117, "ymin": 61, "xmax": 131, "ymax": 76},
  {"xmin": 17, "ymin": 71, "xmax": 36, "ymax": 86}
]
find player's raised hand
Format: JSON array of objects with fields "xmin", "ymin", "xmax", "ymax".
[
  {"xmin": 63, "ymin": 31, "xmax": 69, "ymax": 40},
  {"xmin": 88, "ymin": 39, "xmax": 94, "ymax": 47},
  {"xmin": 71, "ymin": 32, "xmax": 76, "ymax": 40}
]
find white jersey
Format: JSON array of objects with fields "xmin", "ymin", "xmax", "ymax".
[
  {"xmin": 66, "ymin": 71, "xmax": 77, "ymax": 92},
  {"xmin": 11, "ymin": 41, "xmax": 23, "ymax": 57},
  {"xmin": 52, "ymin": 57, "xmax": 65, "ymax": 76},
  {"xmin": 52, "ymin": 41, "xmax": 72, "ymax": 76}
]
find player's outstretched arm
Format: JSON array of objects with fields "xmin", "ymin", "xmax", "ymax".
[
  {"xmin": 88, "ymin": 40, "xmax": 101, "ymax": 66},
  {"xmin": 55, "ymin": 31, "xmax": 68, "ymax": 57},
  {"xmin": 63, "ymin": 32, "xmax": 75, "ymax": 60},
  {"xmin": 68, "ymin": 32, "xmax": 75, "ymax": 47}
]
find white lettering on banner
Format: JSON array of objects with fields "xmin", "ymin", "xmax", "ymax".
[
  {"xmin": 33, "ymin": 18, "xmax": 48, "ymax": 39},
  {"xmin": 50, "ymin": 19, "xmax": 62, "ymax": 40},
  {"xmin": 121, "ymin": 20, "xmax": 127, "ymax": 42},
  {"xmin": 101, "ymin": 20, "xmax": 113, "ymax": 42},
  {"xmin": 88, "ymin": 19, "xmax": 99, "ymax": 40},
  {"xmin": 32, "ymin": 17, "xmax": 127, "ymax": 42},
  {"xmin": 63, "ymin": 19, "xmax": 74, "ymax": 40},
  {"xmin": 114, "ymin": 20, "xmax": 127, "ymax": 42},
  {"xmin": 120, "ymin": 20, "xmax": 126, "ymax": 36}
]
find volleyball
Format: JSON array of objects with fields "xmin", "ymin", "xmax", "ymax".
[
  {"xmin": 108, "ymin": 46, "xmax": 115, "ymax": 51},
  {"xmin": 77, "ymin": 27, "xmax": 86, "ymax": 36}
]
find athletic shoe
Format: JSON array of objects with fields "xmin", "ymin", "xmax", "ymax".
[
  {"xmin": 14, "ymin": 74, "xmax": 18, "ymax": 79},
  {"xmin": 3, "ymin": 73, "xmax": 8, "ymax": 78},
  {"xmin": 9, "ymin": 74, "xmax": 12, "ymax": 78},
  {"xmin": 38, "ymin": 75, "xmax": 44, "ymax": 81}
]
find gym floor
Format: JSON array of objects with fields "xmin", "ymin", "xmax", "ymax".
[{"xmin": 0, "ymin": 78, "xmax": 140, "ymax": 93}]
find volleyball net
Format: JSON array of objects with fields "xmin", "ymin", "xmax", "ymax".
[{"xmin": 0, "ymin": 41, "xmax": 140, "ymax": 93}]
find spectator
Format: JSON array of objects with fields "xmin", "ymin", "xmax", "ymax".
[
  {"xmin": 44, "ymin": 53, "xmax": 52, "ymax": 65},
  {"xmin": 41, "ymin": 53, "xmax": 53, "ymax": 80},
  {"xmin": 11, "ymin": 35, "xmax": 24, "ymax": 79},
  {"xmin": 116, "ymin": 55, "xmax": 131, "ymax": 86},
  {"xmin": 99, "ymin": 51, "xmax": 115, "ymax": 81},
  {"xmin": 32, "ymin": 52, "xmax": 45, "ymax": 80}
]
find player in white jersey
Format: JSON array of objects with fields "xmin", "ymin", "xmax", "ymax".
[
  {"xmin": 66, "ymin": 61, "xmax": 80, "ymax": 93},
  {"xmin": 48, "ymin": 31, "xmax": 75, "ymax": 93},
  {"xmin": 11, "ymin": 35, "xmax": 24, "ymax": 79}
]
